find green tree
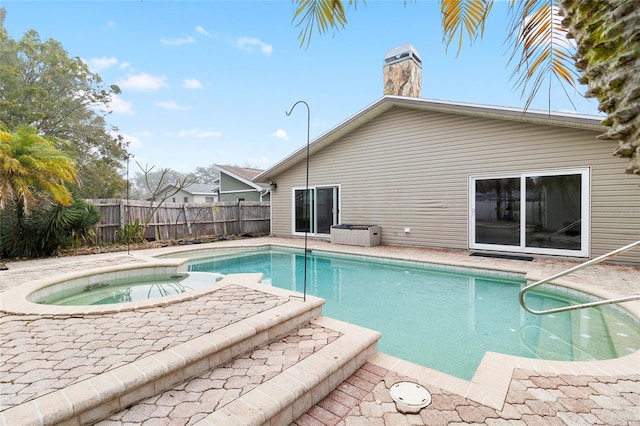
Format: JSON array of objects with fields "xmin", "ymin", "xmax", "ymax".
[
  {"xmin": 38, "ymin": 192, "xmax": 102, "ymax": 253},
  {"xmin": 0, "ymin": 125, "xmax": 78, "ymax": 258},
  {"xmin": 0, "ymin": 125, "xmax": 77, "ymax": 213},
  {"xmin": 193, "ymin": 164, "xmax": 221, "ymax": 185},
  {"xmin": 0, "ymin": 13, "xmax": 129, "ymax": 197},
  {"xmin": 293, "ymin": 0, "xmax": 639, "ymax": 175}
]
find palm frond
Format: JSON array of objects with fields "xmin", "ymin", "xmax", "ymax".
[
  {"xmin": 441, "ymin": 0, "xmax": 494, "ymax": 54},
  {"xmin": 293, "ymin": 0, "xmax": 353, "ymax": 48},
  {"xmin": 507, "ymin": 0, "xmax": 577, "ymax": 110}
]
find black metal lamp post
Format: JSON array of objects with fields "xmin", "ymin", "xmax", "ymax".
[{"xmin": 286, "ymin": 101, "xmax": 310, "ymax": 302}]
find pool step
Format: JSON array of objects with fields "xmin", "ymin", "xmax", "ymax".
[
  {"xmin": 0, "ymin": 292, "xmax": 326, "ymax": 425},
  {"xmin": 533, "ymin": 300, "xmax": 574, "ymax": 360},
  {"xmin": 569, "ymin": 306, "xmax": 623, "ymax": 361}
]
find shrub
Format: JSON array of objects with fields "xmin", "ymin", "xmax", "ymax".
[
  {"xmin": 116, "ymin": 219, "xmax": 146, "ymax": 244},
  {"xmin": 0, "ymin": 195, "xmax": 102, "ymax": 258}
]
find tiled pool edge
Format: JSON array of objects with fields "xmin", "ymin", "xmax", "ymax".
[
  {"xmin": 1, "ymin": 259, "xmax": 270, "ymax": 317},
  {"xmin": 370, "ymin": 343, "xmax": 640, "ymax": 412},
  {"xmin": 0, "ymin": 257, "xmax": 189, "ymax": 316}
]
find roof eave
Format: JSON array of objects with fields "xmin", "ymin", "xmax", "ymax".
[
  {"xmin": 216, "ymin": 164, "xmax": 267, "ymax": 190},
  {"xmin": 254, "ymin": 95, "xmax": 606, "ymax": 182}
]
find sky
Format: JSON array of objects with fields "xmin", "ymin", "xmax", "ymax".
[{"xmin": 2, "ymin": 0, "xmax": 602, "ymax": 174}]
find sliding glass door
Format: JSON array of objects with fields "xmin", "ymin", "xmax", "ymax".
[
  {"xmin": 293, "ymin": 186, "xmax": 340, "ymax": 236},
  {"xmin": 316, "ymin": 187, "xmax": 339, "ymax": 234},
  {"xmin": 470, "ymin": 169, "xmax": 589, "ymax": 256}
]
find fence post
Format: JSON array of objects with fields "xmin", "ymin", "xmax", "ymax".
[
  {"xmin": 119, "ymin": 199, "xmax": 125, "ymax": 228},
  {"xmin": 153, "ymin": 208, "xmax": 159, "ymax": 241},
  {"xmin": 183, "ymin": 204, "xmax": 192, "ymax": 237},
  {"xmin": 238, "ymin": 201, "xmax": 242, "ymax": 235}
]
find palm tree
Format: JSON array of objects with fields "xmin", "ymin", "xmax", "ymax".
[
  {"xmin": 292, "ymin": 0, "xmax": 639, "ymax": 175},
  {"xmin": 0, "ymin": 124, "xmax": 78, "ymax": 263},
  {"xmin": 560, "ymin": 0, "xmax": 639, "ymax": 176}
]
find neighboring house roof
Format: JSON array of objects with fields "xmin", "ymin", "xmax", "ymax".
[
  {"xmin": 154, "ymin": 183, "xmax": 219, "ymax": 197},
  {"xmin": 215, "ymin": 164, "xmax": 269, "ymax": 190},
  {"xmin": 181, "ymin": 183, "xmax": 220, "ymax": 195},
  {"xmin": 254, "ymin": 95, "xmax": 607, "ymax": 182}
]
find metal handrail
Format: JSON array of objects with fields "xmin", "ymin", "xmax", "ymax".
[{"xmin": 519, "ymin": 240, "xmax": 640, "ymax": 315}]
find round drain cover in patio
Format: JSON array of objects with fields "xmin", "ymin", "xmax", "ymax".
[{"xmin": 389, "ymin": 382, "xmax": 432, "ymax": 410}]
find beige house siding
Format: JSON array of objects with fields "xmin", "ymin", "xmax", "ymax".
[{"xmin": 268, "ymin": 106, "xmax": 639, "ymax": 264}]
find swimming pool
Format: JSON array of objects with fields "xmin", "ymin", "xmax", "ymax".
[{"xmin": 189, "ymin": 248, "xmax": 640, "ymax": 380}]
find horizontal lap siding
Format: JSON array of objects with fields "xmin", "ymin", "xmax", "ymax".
[
  {"xmin": 316, "ymin": 108, "xmax": 468, "ymax": 249},
  {"xmin": 271, "ymin": 106, "xmax": 640, "ymax": 263}
]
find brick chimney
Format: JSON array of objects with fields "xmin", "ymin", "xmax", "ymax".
[{"xmin": 383, "ymin": 43, "xmax": 422, "ymax": 98}]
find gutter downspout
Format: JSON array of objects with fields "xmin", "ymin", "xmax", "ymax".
[{"xmin": 258, "ymin": 188, "xmax": 270, "ymax": 202}]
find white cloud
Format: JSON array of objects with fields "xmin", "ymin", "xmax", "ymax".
[
  {"xmin": 195, "ymin": 26, "xmax": 212, "ymax": 37},
  {"xmin": 137, "ymin": 130, "xmax": 153, "ymax": 137},
  {"xmin": 155, "ymin": 101, "xmax": 190, "ymax": 111},
  {"xmin": 236, "ymin": 37, "xmax": 273, "ymax": 55},
  {"xmin": 120, "ymin": 62, "xmax": 132, "ymax": 70},
  {"xmin": 90, "ymin": 93, "xmax": 133, "ymax": 115},
  {"xmin": 113, "ymin": 132, "xmax": 141, "ymax": 148},
  {"xmin": 177, "ymin": 128, "xmax": 222, "ymax": 138},
  {"xmin": 118, "ymin": 73, "xmax": 168, "ymax": 91},
  {"xmin": 161, "ymin": 36, "xmax": 195, "ymax": 46},
  {"xmin": 183, "ymin": 78, "xmax": 203, "ymax": 89},
  {"xmin": 107, "ymin": 21, "xmax": 116, "ymax": 29},
  {"xmin": 109, "ymin": 95, "xmax": 134, "ymax": 114},
  {"xmin": 87, "ymin": 56, "xmax": 118, "ymax": 72},
  {"xmin": 272, "ymin": 129, "xmax": 290, "ymax": 141}
]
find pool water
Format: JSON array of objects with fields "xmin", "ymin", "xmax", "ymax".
[
  {"xmin": 37, "ymin": 272, "xmax": 222, "ymax": 306},
  {"xmin": 189, "ymin": 248, "xmax": 640, "ymax": 380}
]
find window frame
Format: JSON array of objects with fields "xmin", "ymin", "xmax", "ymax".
[
  {"xmin": 469, "ymin": 168, "xmax": 590, "ymax": 257},
  {"xmin": 291, "ymin": 185, "xmax": 341, "ymax": 237}
]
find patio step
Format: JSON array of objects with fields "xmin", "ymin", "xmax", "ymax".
[
  {"xmin": 0, "ymin": 292, "xmax": 325, "ymax": 426},
  {"xmin": 195, "ymin": 317, "xmax": 380, "ymax": 425},
  {"xmin": 97, "ymin": 316, "xmax": 381, "ymax": 425}
]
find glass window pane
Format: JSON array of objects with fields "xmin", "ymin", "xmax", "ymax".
[
  {"xmin": 316, "ymin": 188, "xmax": 335, "ymax": 234},
  {"xmin": 475, "ymin": 178, "xmax": 520, "ymax": 246},
  {"xmin": 525, "ymin": 174, "xmax": 582, "ymax": 250},
  {"xmin": 294, "ymin": 189, "xmax": 313, "ymax": 233}
]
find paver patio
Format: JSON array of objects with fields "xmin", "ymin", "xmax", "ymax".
[{"xmin": 1, "ymin": 237, "xmax": 638, "ymax": 425}]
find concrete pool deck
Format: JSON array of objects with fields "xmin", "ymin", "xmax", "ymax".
[{"xmin": 1, "ymin": 237, "xmax": 638, "ymax": 425}]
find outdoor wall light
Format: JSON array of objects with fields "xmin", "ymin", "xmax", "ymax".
[{"xmin": 270, "ymin": 181, "xmax": 277, "ymax": 190}]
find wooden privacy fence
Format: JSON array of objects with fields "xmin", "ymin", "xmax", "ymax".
[{"xmin": 86, "ymin": 199, "xmax": 270, "ymax": 244}]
